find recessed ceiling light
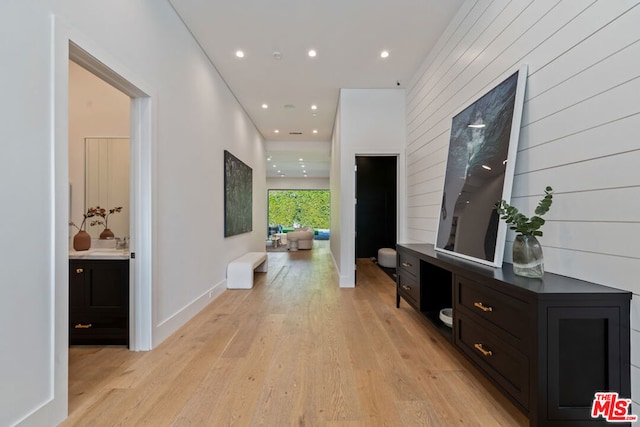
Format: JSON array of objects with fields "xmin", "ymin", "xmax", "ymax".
[
  {"xmin": 304, "ymin": 174, "xmax": 308, "ymax": 177},
  {"xmin": 277, "ymin": 170, "xmax": 281, "ymax": 173},
  {"xmin": 262, "ymin": 104, "xmax": 268, "ymax": 109},
  {"xmin": 468, "ymin": 123, "xmax": 486, "ymax": 128},
  {"xmin": 274, "ymin": 129, "xmax": 279, "ymax": 133},
  {"xmin": 267, "ymin": 156, "xmax": 272, "ymax": 161},
  {"xmin": 312, "ymin": 113, "xmax": 317, "ymax": 117},
  {"xmin": 235, "ymin": 50, "xmax": 245, "ymax": 58},
  {"xmin": 303, "ymin": 170, "xmax": 307, "ymax": 174},
  {"xmin": 299, "ymin": 158, "xmax": 304, "ymax": 161},
  {"xmin": 301, "ymin": 164, "xmax": 305, "ymax": 168},
  {"xmin": 308, "ymin": 49, "xmax": 317, "ymax": 58},
  {"xmin": 311, "ymin": 104, "xmax": 317, "ymax": 110},
  {"xmin": 272, "ymin": 164, "xmax": 276, "ymax": 167},
  {"xmin": 312, "ymin": 130, "xmax": 318, "ymax": 134},
  {"xmin": 380, "ymin": 50, "xmax": 390, "ymax": 58}
]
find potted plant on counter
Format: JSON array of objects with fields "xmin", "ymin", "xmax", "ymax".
[
  {"xmin": 92, "ymin": 206, "xmax": 123, "ymax": 239},
  {"xmin": 69, "ymin": 207, "xmax": 100, "ymax": 251},
  {"xmin": 496, "ymin": 186, "xmax": 553, "ymax": 278}
]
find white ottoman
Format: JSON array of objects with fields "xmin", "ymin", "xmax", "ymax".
[{"xmin": 378, "ymin": 248, "xmax": 396, "ymax": 268}]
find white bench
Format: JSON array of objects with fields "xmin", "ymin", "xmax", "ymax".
[{"xmin": 226, "ymin": 252, "xmax": 268, "ymax": 289}]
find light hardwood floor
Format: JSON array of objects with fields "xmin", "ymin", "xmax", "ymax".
[{"xmin": 63, "ymin": 241, "xmax": 527, "ymax": 426}]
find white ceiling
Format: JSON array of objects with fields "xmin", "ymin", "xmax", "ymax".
[{"xmin": 168, "ymin": 0, "xmax": 464, "ymax": 178}]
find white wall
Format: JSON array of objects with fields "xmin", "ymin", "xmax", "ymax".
[
  {"xmin": 332, "ymin": 89, "xmax": 406, "ymax": 287},
  {"xmin": 266, "ymin": 177, "xmax": 329, "ymax": 190},
  {"xmin": 406, "ymin": 0, "xmax": 640, "ymax": 405},
  {"xmin": 1, "ymin": 1, "xmax": 265, "ymax": 425}
]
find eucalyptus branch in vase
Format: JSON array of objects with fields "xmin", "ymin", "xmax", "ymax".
[{"xmin": 495, "ymin": 186, "xmax": 553, "ymax": 278}]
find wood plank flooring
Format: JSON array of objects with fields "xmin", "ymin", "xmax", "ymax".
[{"xmin": 63, "ymin": 241, "xmax": 527, "ymax": 426}]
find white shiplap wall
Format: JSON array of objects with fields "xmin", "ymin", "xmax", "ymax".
[{"xmin": 405, "ymin": 0, "xmax": 640, "ymax": 404}]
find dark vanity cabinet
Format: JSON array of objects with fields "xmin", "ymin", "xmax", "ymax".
[
  {"xmin": 69, "ymin": 259, "xmax": 129, "ymax": 346},
  {"xmin": 396, "ymin": 243, "xmax": 631, "ymax": 427}
]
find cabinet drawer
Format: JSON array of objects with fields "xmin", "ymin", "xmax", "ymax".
[
  {"xmin": 456, "ymin": 314, "xmax": 529, "ymax": 409},
  {"xmin": 398, "ymin": 273, "xmax": 420, "ymax": 310},
  {"xmin": 398, "ymin": 251, "xmax": 419, "ymax": 278},
  {"xmin": 457, "ymin": 276, "xmax": 527, "ymax": 341},
  {"xmin": 70, "ymin": 314, "xmax": 128, "ymax": 331}
]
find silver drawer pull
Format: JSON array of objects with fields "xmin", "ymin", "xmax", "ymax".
[
  {"xmin": 401, "ymin": 262, "xmax": 412, "ymax": 268},
  {"xmin": 474, "ymin": 343, "xmax": 493, "ymax": 357},
  {"xmin": 473, "ymin": 302, "xmax": 493, "ymax": 312},
  {"xmin": 401, "ymin": 284, "xmax": 411, "ymax": 291}
]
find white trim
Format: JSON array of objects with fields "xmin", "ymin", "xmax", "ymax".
[
  {"xmin": 347, "ymin": 149, "xmax": 404, "ymax": 288},
  {"xmin": 66, "ymin": 31, "xmax": 155, "ymax": 352},
  {"xmin": 130, "ymin": 97, "xmax": 154, "ymax": 351},
  {"xmin": 153, "ymin": 281, "xmax": 226, "ymax": 346},
  {"xmin": 44, "ymin": 14, "xmax": 156, "ymax": 426}
]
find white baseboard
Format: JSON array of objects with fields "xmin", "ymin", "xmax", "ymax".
[{"xmin": 153, "ymin": 279, "xmax": 226, "ymax": 347}]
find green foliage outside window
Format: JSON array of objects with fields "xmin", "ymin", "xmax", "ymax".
[{"xmin": 268, "ymin": 190, "xmax": 330, "ymax": 229}]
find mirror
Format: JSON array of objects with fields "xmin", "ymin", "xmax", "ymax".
[
  {"xmin": 435, "ymin": 66, "xmax": 528, "ymax": 267},
  {"xmin": 85, "ymin": 137, "xmax": 130, "ymax": 239}
]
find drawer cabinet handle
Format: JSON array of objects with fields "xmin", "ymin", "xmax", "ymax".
[
  {"xmin": 401, "ymin": 262, "xmax": 412, "ymax": 268},
  {"xmin": 474, "ymin": 343, "xmax": 493, "ymax": 357},
  {"xmin": 76, "ymin": 268, "xmax": 84, "ymax": 274},
  {"xmin": 473, "ymin": 302, "xmax": 493, "ymax": 312},
  {"xmin": 401, "ymin": 284, "xmax": 411, "ymax": 291},
  {"xmin": 74, "ymin": 323, "xmax": 92, "ymax": 329}
]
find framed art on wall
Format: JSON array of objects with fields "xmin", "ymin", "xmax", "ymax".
[{"xmin": 224, "ymin": 150, "xmax": 252, "ymax": 237}]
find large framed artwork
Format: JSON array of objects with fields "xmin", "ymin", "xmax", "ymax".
[
  {"xmin": 435, "ymin": 65, "xmax": 528, "ymax": 267},
  {"xmin": 224, "ymin": 150, "xmax": 252, "ymax": 237}
]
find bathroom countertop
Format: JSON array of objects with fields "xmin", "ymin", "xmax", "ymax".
[{"xmin": 69, "ymin": 248, "xmax": 130, "ymax": 260}]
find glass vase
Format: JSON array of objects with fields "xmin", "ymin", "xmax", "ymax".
[{"xmin": 512, "ymin": 235, "xmax": 544, "ymax": 278}]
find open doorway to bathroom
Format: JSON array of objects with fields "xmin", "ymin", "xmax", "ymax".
[
  {"xmin": 65, "ymin": 40, "xmax": 154, "ymax": 354},
  {"xmin": 69, "ymin": 62, "xmax": 130, "ymax": 243},
  {"xmin": 68, "ymin": 59, "xmax": 131, "ymax": 349}
]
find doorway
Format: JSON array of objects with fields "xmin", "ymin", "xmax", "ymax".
[
  {"xmin": 355, "ymin": 156, "xmax": 397, "ymax": 260},
  {"xmin": 67, "ymin": 42, "xmax": 153, "ymax": 351}
]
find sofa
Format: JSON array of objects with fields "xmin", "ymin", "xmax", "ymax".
[{"xmin": 286, "ymin": 228, "xmax": 314, "ymax": 251}]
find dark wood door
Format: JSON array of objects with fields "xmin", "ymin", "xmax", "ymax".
[{"xmin": 356, "ymin": 156, "xmax": 397, "ymax": 259}]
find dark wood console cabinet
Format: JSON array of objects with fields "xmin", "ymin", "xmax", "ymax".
[
  {"xmin": 69, "ymin": 259, "xmax": 129, "ymax": 346},
  {"xmin": 396, "ymin": 243, "xmax": 631, "ymax": 427}
]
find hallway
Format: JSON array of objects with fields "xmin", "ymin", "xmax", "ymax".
[{"xmin": 64, "ymin": 241, "xmax": 526, "ymax": 426}]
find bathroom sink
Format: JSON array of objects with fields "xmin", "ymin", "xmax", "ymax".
[{"xmin": 88, "ymin": 249, "xmax": 124, "ymax": 255}]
